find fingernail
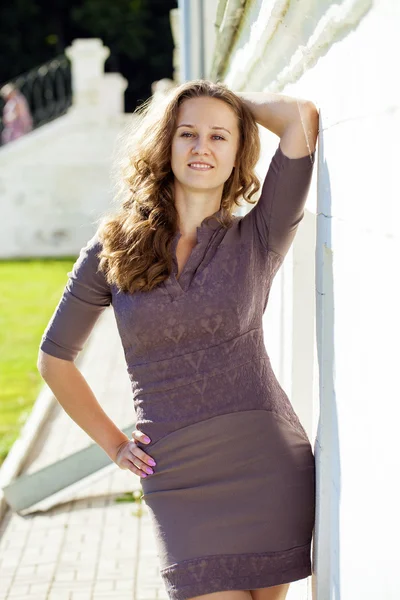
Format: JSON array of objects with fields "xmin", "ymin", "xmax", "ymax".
[
  {"xmin": 144, "ymin": 436, "xmax": 151, "ymax": 443},
  {"xmin": 149, "ymin": 459, "xmax": 156, "ymax": 466},
  {"xmin": 145, "ymin": 467, "xmax": 154, "ymax": 474},
  {"xmin": 141, "ymin": 473, "xmax": 147, "ymax": 478}
]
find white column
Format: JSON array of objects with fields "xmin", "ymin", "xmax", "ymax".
[
  {"xmin": 65, "ymin": 38, "xmax": 111, "ymax": 119},
  {"xmin": 100, "ymin": 73, "xmax": 128, "ymax": 116}
]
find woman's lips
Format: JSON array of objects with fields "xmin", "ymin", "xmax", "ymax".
[{"xmin": 188, "ymin": 163, "xmax": 214, "ymax": 171}]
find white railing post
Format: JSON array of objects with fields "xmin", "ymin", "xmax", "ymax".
[{"xmin": 65, "ymin": 38, "xmax": 127, "ymax": 119}]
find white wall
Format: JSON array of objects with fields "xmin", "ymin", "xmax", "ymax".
[
  {"xmin": 0, "ymin": 39, "xmax": 130, "ymax": 258},
  {"xmin": 215, "ymin": 1, "xmax": 400, "ymax": 599}
]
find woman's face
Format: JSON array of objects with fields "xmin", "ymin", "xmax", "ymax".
[{"xmin": 170, "ymin": 96, "xmax": 240, "ymax": 195}]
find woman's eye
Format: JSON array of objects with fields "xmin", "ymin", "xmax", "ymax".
[{"xmin": 180, "ymin": 132, "xmax": 225, "ymax": 140}]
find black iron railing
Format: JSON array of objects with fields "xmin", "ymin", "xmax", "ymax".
[{"xmin": 0, "ymin": 54, "xmax": 72, "ymax": 146}]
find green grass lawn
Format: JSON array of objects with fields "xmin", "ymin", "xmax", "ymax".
[{"xmin": 0, "ymin": 257, "xmax": 75, "ymax": 465}]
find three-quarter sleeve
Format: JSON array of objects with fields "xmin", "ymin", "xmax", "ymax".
[
  {"xmin": 241, "ymin": 142, "xmax": 316, "ymax": 257},
  {"xmin": 39, "ymin": 232, "xmax": 112, "ymax": 362}
]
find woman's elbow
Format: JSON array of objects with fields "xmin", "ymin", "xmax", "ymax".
[{"xmin": 37, "ymin": 349, "xmax": 74, "ymax": 378}]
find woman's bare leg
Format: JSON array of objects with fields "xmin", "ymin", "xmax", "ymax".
[
  {"xmin": 186, "ymin": 582, "xmax": 290, "ymax": 600},
  {"xmin": 188, "ymin": 591, "xmax": 253, "ymax": 600},
  {"xmin": 250, "ymin": 583, "xmax": 291, "ymax": 600}
]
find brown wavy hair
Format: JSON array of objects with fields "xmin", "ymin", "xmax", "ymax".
[{"xmin": 96, "ymin": 79, "xmax": 261, "ymax": 294}]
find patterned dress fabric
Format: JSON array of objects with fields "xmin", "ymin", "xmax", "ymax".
[{"xmin": 40, "ymin": 142, "xmax": 316, "ymax": 599}]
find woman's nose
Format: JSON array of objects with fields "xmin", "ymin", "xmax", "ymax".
[{"xmin": 192, "ymin": 137, "xmax": 210, "ymax": 154}]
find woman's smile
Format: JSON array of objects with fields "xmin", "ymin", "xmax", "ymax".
[{"xmin": 187, "ymin": 161, "xmax": 214, "ymax": 171}]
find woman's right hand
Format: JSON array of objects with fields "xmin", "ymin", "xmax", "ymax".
[{"xmin": 114, "ymin": 431, "xmax": 156, "ymax": 478}]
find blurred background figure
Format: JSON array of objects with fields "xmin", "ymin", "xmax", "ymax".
[{"xmin": 0, "ymin": 83, "xmax": 33, "ymax": 145}]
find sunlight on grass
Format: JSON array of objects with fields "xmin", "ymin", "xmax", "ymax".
[{"xmin": 0, "ymin": 257, "xmax": 75, "ymax": 464}]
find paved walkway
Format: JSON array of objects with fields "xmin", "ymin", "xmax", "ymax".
[{"xmin": 0, "ymin": 307, "xmax": 310, "ymax": 600}]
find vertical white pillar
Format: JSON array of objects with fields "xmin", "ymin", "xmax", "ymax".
[{"xmin": 65, "ymin": 38, "xmax": 110, "ymax": 117}]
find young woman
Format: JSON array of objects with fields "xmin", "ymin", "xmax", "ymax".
[{"xmin": 38, "ymin": 80, "xmax": 319, "ymax": 600}]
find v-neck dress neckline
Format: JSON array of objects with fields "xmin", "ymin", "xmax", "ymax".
[{"xmin": 164, "ymin": 207, "xmax": 226, "ymax": 299}]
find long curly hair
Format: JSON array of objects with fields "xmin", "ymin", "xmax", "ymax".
[{"xmin": 96, "ymin": 79, "xmax": 261, "ymax": 294}]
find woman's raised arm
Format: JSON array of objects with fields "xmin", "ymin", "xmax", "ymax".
[
  {"xmin": 237, "ymin": 92, "xmax": 319, "ymax": 257},
  {"xmin": 236, "ymin": 91, "xmax": 318, "ymax": 157}
]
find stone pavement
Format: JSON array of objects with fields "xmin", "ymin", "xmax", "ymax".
[{"xmin": 0, "ymin": 306, "xmax": 310, "ymax": 600}]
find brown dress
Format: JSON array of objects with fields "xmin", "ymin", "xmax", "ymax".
[{"xmin": 40, "ymin": 142, "xmax": 316, "ymax": 599}]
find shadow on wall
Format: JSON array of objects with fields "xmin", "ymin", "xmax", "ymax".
[{"xmin": 313, "ymin": 125, "xmax": 341, "ymax": 599}]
